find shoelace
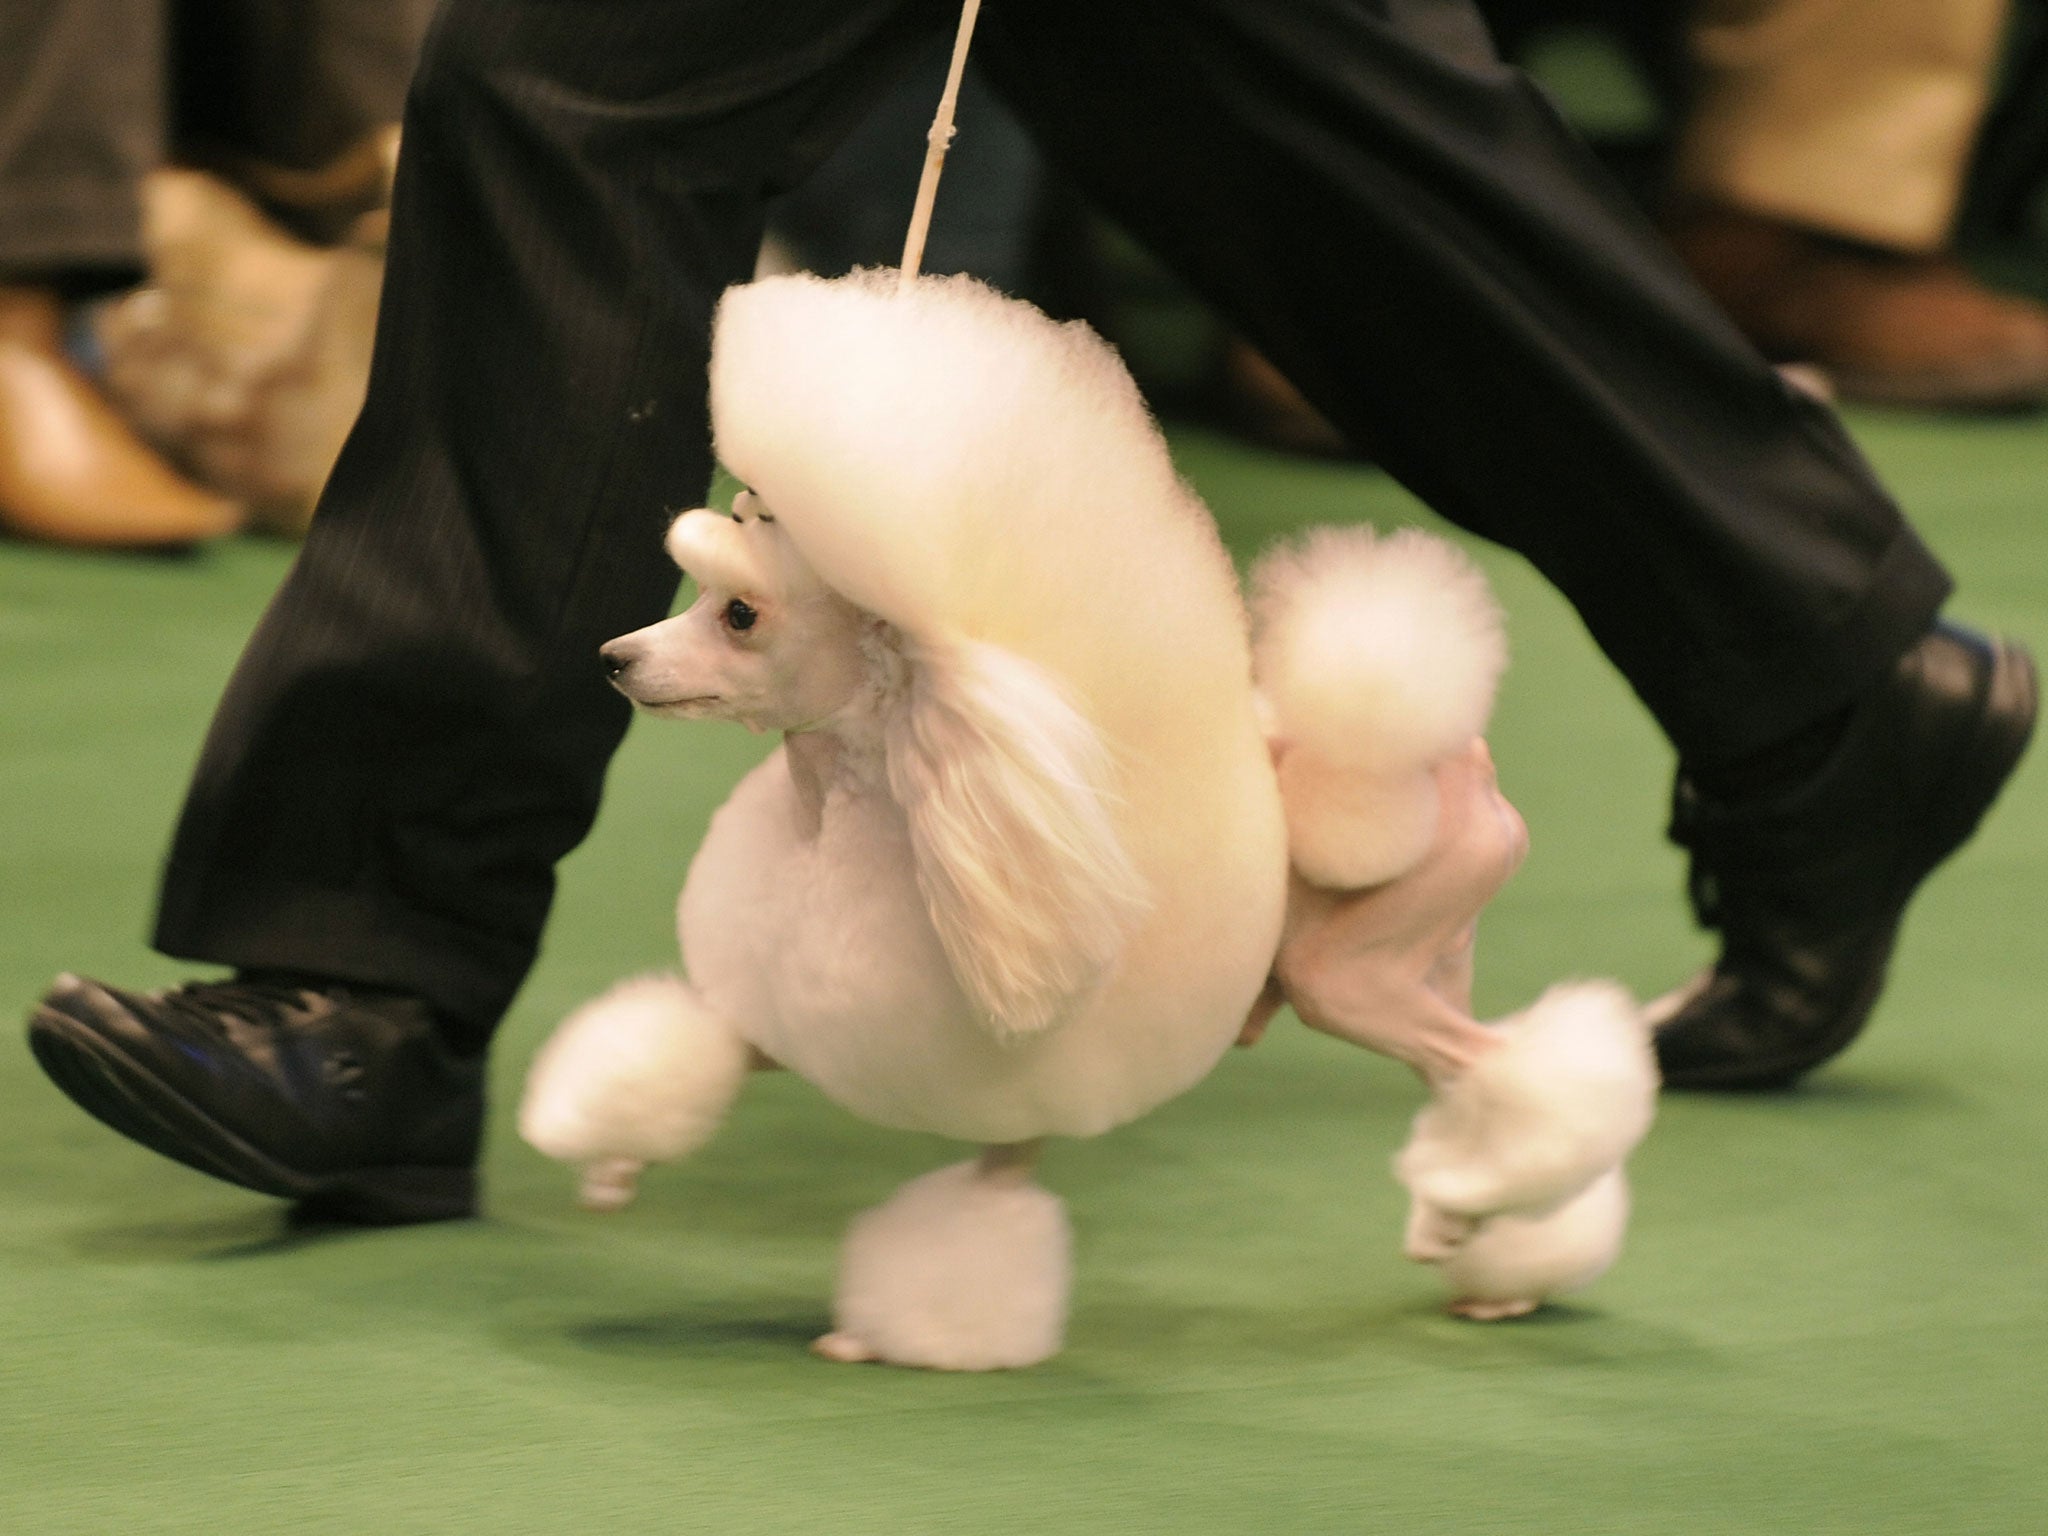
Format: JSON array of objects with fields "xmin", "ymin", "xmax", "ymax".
[{"xmin": 148, "ymin": 976, "xmax": 321, "ymax": 1035}]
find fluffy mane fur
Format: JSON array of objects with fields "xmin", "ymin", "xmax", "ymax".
[
  {"xmin": 884, "ymin": 634, "xmax": 1147, "ymax": 1039},
  {"xmin": 709, "ymin": 270, "xmax": 1276, "ymax": 1048}
]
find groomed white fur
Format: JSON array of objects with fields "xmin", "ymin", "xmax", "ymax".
[
  {"xmin": 822, "ymin": 1159, "xmax": 1072, "ymax": 1371},
  {"xmin": 1432, "ymin": 1167, "xmax": 1630, "ymax": 1319},
  {"xmin": 712, "ymin": 270, "xmax": 1220, "ymax": 673},
  {"xmin": 665, "ymin": 506, "xmax": 775, "ymax": 596},
  {"xmin": 518, "ymin": 973, "xmax": 749, "ymax": 1208},
  {"xmin": 711, "ymin": 274, "xmax": 1278, "ymax": 1060},
  {"xmin": 1252, "ymin": 527, "xmax": 1507, "ymax": 887},
  {"xmin": 675, "ymin": 270, "xmax": 1286, "ymax": 1144},
  {"xmin": 1395, "ymin": 979, "xmax": 1652, "ymax": 1313},
  {"xmin": 885, "ymin": 635, "xmax": 1148, "ymax": 1038},
  {"xmin": 1396, "ymin": 979, "xmax": 1653, "ymax": 1221},
  {"xmin": 522, "ymin": 270, "xmax": 1652, "ymax": 1367}
]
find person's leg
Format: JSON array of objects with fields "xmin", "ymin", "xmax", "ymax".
[
  {"xmin": 982, "ymin": 0, "xmax": 1943, "ymax": 766},
  {"xmin": 977, "ymin": 0, "xmax": 2033, "ymax": 1085},
  {"xmin": 153, "ymin": 0, "xmax": 948, "ymax": 1042},
  {"xmin": 171, "ymin": 0, "xmax": 436, "ymax": 241},
  {"xmin": 0, "ymin": 0, "xmax": 242, "ymax": 546},
  {"xmin": 1667, "ymin": 0, "xmax": 2048, "ymax": 409},
  {"xmin": 1677, "ymin": 0, "xmax": 2008, "ymax": 253},
  {"xmin": 0, "ymin": 0, "xmax": 158, "ymax": 289},
  {"xmin": 29, "ymin": 0, "xmax": 952, "ymax": 1217}
]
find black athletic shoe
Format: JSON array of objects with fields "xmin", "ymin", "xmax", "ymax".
[
  {"xmin": 26, "ymin": 973, "xmax": 484, "ymax": 1223},
  {"xmin": 1654, "ymin": 622, "xmax": 2037, "ymax": 1090}
]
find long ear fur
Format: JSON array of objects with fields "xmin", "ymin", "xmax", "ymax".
[{"xmin": 884, "ymin": 637, "xmax": 1149, "ymax": 1040}]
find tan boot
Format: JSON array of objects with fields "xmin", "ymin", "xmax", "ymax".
[
  {"xmin": 94, "ymin": 165, "xmax": 389, "ymax": 537},
  {"xmin": 0, "ymin": 286, "xmax": 243, "ymax": 548},
  {"xmin": 1668, "ymin": 204, "xmax": 2048, "ymax": 411}
]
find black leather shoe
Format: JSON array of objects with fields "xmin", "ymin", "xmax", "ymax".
[
  {"xmin": 26, "ymin": 973, "xmax": 484, "ymax": 1223},
  {"xmin": 1654, "ymin": 623, "xmax": 2036, "ymax": 1090}
]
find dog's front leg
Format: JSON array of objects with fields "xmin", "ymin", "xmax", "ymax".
[
  {"xmin": 518, "ymin": 972, "xmax": 752, "ymax": 1209},
  {"xmin": 816, "ymin": 1141, "xmax": 1071, "ymax": 1371}
]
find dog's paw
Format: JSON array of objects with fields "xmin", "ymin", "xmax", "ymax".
[
  {"xmin": 810, "ymin": 1331, "xmax": 882, "ymax": 1365},
  {"xmin": 577, "ymin": 1156, "xmax": 646, "ymax": 1212},
  {"xmin": 1448, "ymin": 1296, "xmax": 1539, "ymax": 1322},
  {"xmin": 1402, "ymin": 1198, "xmax": 1479, "ymax": 1262},
  {"xmin": 1429, "ymin": 1167, "xmax": 1631, "ymax": 1315}
]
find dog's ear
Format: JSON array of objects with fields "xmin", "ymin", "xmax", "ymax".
[{"xmin": 884, "ymin": 638, "xmax": 1148, "ymax": 1040}]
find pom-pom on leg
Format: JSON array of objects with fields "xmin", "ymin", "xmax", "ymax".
[
  {"xmin": 1432, "ymin": 1168, "xmax": 1631, "ymax": 1320},
  {"xmin": 816, "ymin": 1143, "xmax": 1071, "ymax": 1371},
  {"xmin": 518, "ymin": 974, "xmax": 750, "ymax": 1209},
  {"xmin": 1394, "ymin": 980, "xmax": 1653, "ymax": 1313},
  {"xmin": 1395, "ymin": 979, "xmax": 1654, "ymax": 1221}
]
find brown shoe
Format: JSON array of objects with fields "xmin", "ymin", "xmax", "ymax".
[
  {"xmin": 94, "ymin": 168, "xmax": 386, "ymax": 538},
  {"xmin": 1668, "ymin": 205, "xmax": 2048, "ymax": 411},
  {"xmin": 1213, "ymin": 338, "xmax": 1351, "ymax": 459},
  {"xmin": 0, "ymin": 286, "xmax": 243, "ymax": 548}
]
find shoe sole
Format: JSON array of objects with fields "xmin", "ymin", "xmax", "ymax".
[
  {"xmin": 27, "ymin": 1005, "xmax": 475, "ymax": 1225},
  {"xmin": 1831, "ymin": 361, "xmax": 2048, "ymax": 413},
  {"xmin": 1661, "ymin": 635, "xmax": 2038, "ymax": 1090}
]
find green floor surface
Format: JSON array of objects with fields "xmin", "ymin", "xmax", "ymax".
[{"xmin": 2, "ymin": 408, "xmax": 2043, "ymax": 1534}]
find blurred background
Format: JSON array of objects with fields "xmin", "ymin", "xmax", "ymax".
[{"xmin": 3, "ymin": 6, "xmax": 2045, "ymax": 1534}]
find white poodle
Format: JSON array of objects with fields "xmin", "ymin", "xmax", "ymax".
[{"xmin": 520, "ymin": 271, "xmax": 1655, "ymax": 1367}]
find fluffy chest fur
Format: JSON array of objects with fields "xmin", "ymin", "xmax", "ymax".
[{"xmin": 677, "ymin": 735, "xmax": 1275, "ymax": 1144}]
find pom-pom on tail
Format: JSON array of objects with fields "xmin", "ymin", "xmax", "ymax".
[
  {"xmin": 1251, "ymin": 526, "xmax": 1507, "ymax": 887},
  {"xmin": 1250, "ymin": 526, "xmax": 1507, "ymax": 772}
]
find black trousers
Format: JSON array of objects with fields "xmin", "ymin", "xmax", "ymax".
[
  {"xmin": 0, "ymin": 0, "xmax": 429, "ymax": 288},
  {"xmin": 153, "ymin": 0, "xmax": 1951, "ymax": 1046}
]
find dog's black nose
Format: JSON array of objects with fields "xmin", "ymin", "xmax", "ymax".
[{"xmin": 599, "ymin": 640, "xmax": 633, "ymax": 680}]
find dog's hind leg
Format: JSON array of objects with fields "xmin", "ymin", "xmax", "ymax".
[
  {"xmin": 1430, "ymin": 1167, "xmax": 1632, "ymax": 1320},
  {"xmin": 815, "ymin": 1141, "xmax": 1071, "ymax": 1370},
  {"xmin": 518, "ymin": 973, "xmax": 751, "ymax": 1209},
  {"xmin": 1273, "ymin": 741, "xmax": 1527, "ymax": 1085},
  {"xmin": 1395, "ymin": 982, "xmax": 1654, "ymax": 1316}
]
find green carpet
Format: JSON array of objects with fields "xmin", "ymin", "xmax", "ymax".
[{"xmin": 2, "ymin": 408, "xmax": 2043, "ymax": 1535}]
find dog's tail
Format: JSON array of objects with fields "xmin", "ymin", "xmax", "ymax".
[{"xmin": 1249, "ymin": 526, "xmax": 1507, "ymax": 888}]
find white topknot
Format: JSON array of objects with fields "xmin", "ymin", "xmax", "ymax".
[
  {"xmin": 1250, "ymin": 525, "xmax": 1507, "ymax": 774},
  {"xmin": 708, "ymin": 269, "xmax": 1243, "ymax": 725}
]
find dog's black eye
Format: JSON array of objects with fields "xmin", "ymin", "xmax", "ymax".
[{"xmin": 724, "ymin": 598, "xmax": 758, "ymax": 632}]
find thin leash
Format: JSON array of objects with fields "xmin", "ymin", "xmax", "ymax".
[{"xmin": 898, "ymin": 0, "xmax": 985, "ymax": 291}]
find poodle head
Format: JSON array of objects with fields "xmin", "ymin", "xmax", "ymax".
[{"xmin": 601, "ymin": 493, "xmax": 875, "ymax": 733}]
